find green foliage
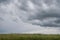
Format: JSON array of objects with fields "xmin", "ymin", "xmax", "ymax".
[{"xmin": 0, "ymin": 34, "xmax": 60, "ymax": 40}]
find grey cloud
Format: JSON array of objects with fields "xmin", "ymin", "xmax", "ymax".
[
  {"xmin": 0, "ymin": 17, "xmax": 4, "ymax": 21},
  {"xmin": 40, "ymin": 23, "xmax": 60, "ymax": 27},
  {"xmin": 0, "ymin": 0, "xmax": 60, "ymax": 34},
  {"xmin": 0, "ymin": 0, "xmax": 7, "ymax": 3},
  {"xmin": 20, "ymin": 3, "xmax": 28, "ymax": 11},
  {"xmin": 31, "ymin": 0, "xmax": 42, "ymax": 6},
  {"xmin": 0, "ymin": 0, "xmax": 60, "ymax": 27},
  {"xmin": 54, "ymin": 19, "xmax": 60, "ymax": 24},
  {"xmin": 26, "ymin": 0, "xmax": 60, "ymax": 27},
  {"xmin": 0, "ymin": 0, "xmax": 10, "ymax": 4}
]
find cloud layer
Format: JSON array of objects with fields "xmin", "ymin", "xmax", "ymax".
[
  {"xmin": 27, "ymin": 0, "xmax": 60, "ymax": 27},
  {"xmin": 0, "ymin": 0, "xmax": 60, "ymax": 34}
]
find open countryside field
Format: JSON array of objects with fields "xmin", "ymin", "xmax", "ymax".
[{"xmin": 0, "ymin": 34, "xmax": 60, "ymax": 40}]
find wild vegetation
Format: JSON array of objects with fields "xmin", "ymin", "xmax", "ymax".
[{"xmin": 0, "ymin": 34, "xmax": 60, "ymax": 40}]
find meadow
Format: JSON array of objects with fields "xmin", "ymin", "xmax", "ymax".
[{"xmin": 0, "ymin": 34, "xmax": 60, "ymax": 40}]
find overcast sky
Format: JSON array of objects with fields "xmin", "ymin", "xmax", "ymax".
[{"xmin": 0, "ymin": 0, "xmax": 60, "ymax": 34}]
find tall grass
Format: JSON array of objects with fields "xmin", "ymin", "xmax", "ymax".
[{"xmin": 0, "ymin": 34, "xmax": 60, "ymax": 40}]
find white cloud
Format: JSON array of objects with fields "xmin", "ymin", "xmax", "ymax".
[{"xmin": 27, "ymin": 1, "xmax": 35, "ymax": 10}]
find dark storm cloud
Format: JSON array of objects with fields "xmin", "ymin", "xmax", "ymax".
[
  {"xmin": 40, "ymin": 23, "xmax": 60, "ymax": 27},
  {"xmin": 0, "ymin": 0, "xmax": 10, "ymax": 3},
  {"xmin": 54, "ymin": 19, "xmax": 60, "ymax": 24},
  {"xmin": 20, "ymin": 3, "xmax": 28, "ymax": 11},
  {"xmin": 0, "ymin": 0, "xmax": 11, "ymax": 5},
  {"xmin": 27, "ymin": 0, "xmax": 60, "ymax": 27},
  {"xmin": 0, "ymin": 0, "xmax": 7, "ymax": 3},
  {"xmin": 28, "ymin": 10, "xmax": 60, "ymax": 20}
]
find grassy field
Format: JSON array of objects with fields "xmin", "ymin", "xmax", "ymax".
[{"xmin": 0, "ymin": 34, "xmax": 60, "ymax": 40}]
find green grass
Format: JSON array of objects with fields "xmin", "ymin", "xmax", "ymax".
[{"xmin": 0, "ymin": 34, "xmax": 60, "ymax": 40}]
